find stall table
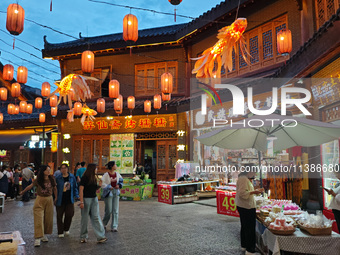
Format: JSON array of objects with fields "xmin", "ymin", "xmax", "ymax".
[
  {"xmin": 256, "ymin": 219, "xmax": 340, "ymax": 255},
  {"xmin": 158, "ymin": 180, "xmax": 219, "ymax": 205}
]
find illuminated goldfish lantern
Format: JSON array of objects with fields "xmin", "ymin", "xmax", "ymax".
[
  {"xmin": 50, "ymin": 74, "xmax": 96, "ymax": 109},
  {"xmin": 80, "ymin": 105, "xmax": 97, "ymax": 125},
  {"xmin": 192, "ymin": 18, "xmax": 249, "ymax": 78}
]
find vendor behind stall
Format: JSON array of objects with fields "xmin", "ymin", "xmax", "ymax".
[{"xmin": 235, "ymin": 163, "xmax": 264, "ymax": 255}]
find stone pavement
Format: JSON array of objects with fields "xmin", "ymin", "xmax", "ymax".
[{"xmin": 0, "ymin": 198, "xmax": 244, "ymax": 255}]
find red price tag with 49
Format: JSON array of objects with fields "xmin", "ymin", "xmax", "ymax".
[{"xmin": 217, "ymin": 190, "xmax": 239, "ymax": 217}]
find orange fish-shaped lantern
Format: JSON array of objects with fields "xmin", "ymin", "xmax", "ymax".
[
  {"xmin": 80, "ymin": 105, "xmax": 97, "ymax": 125},
  {"xmin": 49, "ymin": 74, "xmax": 97, "ymax": 109},
  {"xmin": 67, "ymin": 104, "xmax": 97, "ymax": 125},
  {"xmin": 192, "ymin": 18, "xmax": 250, "ymax": 78}
]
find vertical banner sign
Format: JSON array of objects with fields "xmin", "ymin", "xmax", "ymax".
[
  {"xmin": 216, "ymin": 190, "xmax": 239, "ymax": 217},
  {"xmin": 51, "ymin": 133, "xmax": 58, "ymax": 153},
  {"xmin": 158, "ymin": 184, "xmax": 173, "ymax": 204},
  {"xmin": 110, "ymin": 133, "xmax": 134, "ymax": 174}
]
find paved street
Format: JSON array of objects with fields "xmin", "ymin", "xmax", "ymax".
[{"xmin": 1, "ymin": 197, "xmax": 243, "ymax": 255}]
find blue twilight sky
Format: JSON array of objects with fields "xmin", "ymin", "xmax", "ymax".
[{"xmin": 0, "ymin": 0, "xmax": 224, "ymax": 90}]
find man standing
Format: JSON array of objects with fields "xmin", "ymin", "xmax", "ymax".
[
  {"xmin": 21, "ymin": 163, "xmax": 34, "ymax": 202},
  {"xmin": 76, "ymin": 162, "xmax": 86, "ymax": 184}
]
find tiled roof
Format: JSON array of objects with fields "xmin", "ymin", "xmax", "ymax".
[{"xmin": 43, "ymin": 0, "xmax": 251, "ymax": 57}]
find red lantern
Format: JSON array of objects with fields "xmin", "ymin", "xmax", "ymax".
[
  {"xmin": 97, "ymin": 98, "xmax": 105, "ymax": 113},
  {"xmin": 277, "ymin": 29, "xmax": 292, "ymax": 55},
  {"xmin": 81, "ymin": 50, "xmax": 94, "ymax": 73},
  {"xmin": 11, "ymin": 83, "xmax": 21, "ymax": 97},
  {"xmin": 109, "ymin": 80, "xmax": 120, "ymax": 98},
  {"xmin": 26, "ymin": 103, "xmax": 33, "ymax": 114},
  {"xmin": 3, "ymin": 64, "xmax": 14, "ymax": 81},
  {"xmin": 14, "ymin": 105, "xmax": 19, "ymax": 115},
  {"xmin": 154, "ymin": 94, "xmax": 162, "ymax": 110},
  {"xmin": 41, "ymin": 82, "xmax": 51, "ymax": 97},
  {"xmin": 115, "ymin": 109, "xmax": 123, "ymax": 115},
  {"xmin": 50, "ymin": 95, "xmax": 58, "ymax": 107},
  {"xmin": 123, "ymin": 14, "xmax": 138, "ymax": 42},
  {"xmin": 7, "ymin": 104, "xmax": 14, "ymax": 115},
  {"xmin": 114, "ymin": 95, "xmax": 123, "ymax": 111},
  {"xmin": 74, "ymin": 102, "xmax": 82, "ymax": 116},
  {"xmin": 0, "ymin": 88, "xmax": 8, "ymax": 101},
  {"xmin": 35, "ymin": 97, "xmax": 43, "ymax": 109},
  {"xmin": 162, "ymin": 93, "xmax": 171, "ymax": 101},
  {"xmin": 144, "ymin": 100, "xmax": 151, "ymax": 113},
  {"xmin": 51, "ymin": 106, "xmax": 58, "ymax": 117},
  {"xmin": 39, "ymin": 113, "xmax": 45, "ymax": 123},
  {"xmin": 19, "ymin": 101, "xmax": 27, "ymax": 113},
  {"xmin": 17, "ymin": 66, "xmax": 28, "ymax": 84},
  {"xmin": 127, "ymin": 96, "xmax": 135, "ymax": 110},
  {"xmin": 0, "ymin": 113, "xmax": 3, "ymax": 124},
  {"xmin": 161, "ymin": 72, "xmax": 173, "ymax": 95},
  {"xmin": 6, "ymin": 4, "xmax": 25, "ymax": 35},
  {"xmin": 169, "ymin": 0, "xmax": 182, "ymax": 5}
]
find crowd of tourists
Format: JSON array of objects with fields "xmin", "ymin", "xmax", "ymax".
[{"xmin": 1, "ymin": 160, "xmax": 123, "ymax": 247}]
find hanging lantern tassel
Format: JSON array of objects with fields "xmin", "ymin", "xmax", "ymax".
[
  {"xmin": 13, "ymin": 38, "xmax": 15, "ymax": 50},
  {"xmin": 50, "ymin": 0, "xmax": 52, "ymax": 11},
  {"xmin": 174, "ymin": 9, "xmax": 176, "ymax": 22}
]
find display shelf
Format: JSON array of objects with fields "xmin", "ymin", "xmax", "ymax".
[
  {"xmin": 173, "ymin": 194, "xmax": 198, "ymax": 204},
  {"xmin": 197, "ymin": 191, "xmax": 216, "ymax": 198}
]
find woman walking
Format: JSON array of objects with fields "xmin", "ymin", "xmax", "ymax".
[
  {"xmin": 235, "ymin": 164, "xmax": 263, "ymax": 255},
  {"xmin": 55, "ymin": 164, "xmax": 79, "ymax": 237},
  {"xmin": 101, "ymin": 161, "xmax": 123, "ymax": 232},
  {"xmin": 20, "ymin": 165, "xmax": 57, "ymax": 247},
  {"xmin": 79, "ymin": 163, "xmax": 107, "ymax": 243}
]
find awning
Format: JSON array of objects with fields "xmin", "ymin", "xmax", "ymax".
[{"xmin": 0, "ymin": 126, "xmax": 56, "ymax": 150}]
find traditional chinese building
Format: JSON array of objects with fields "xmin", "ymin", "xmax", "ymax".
[{"xmin": 43, "ymin": 0, "xmax": 340, "ymax": 187}]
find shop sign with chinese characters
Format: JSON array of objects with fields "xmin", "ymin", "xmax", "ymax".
[{"xmin": 61, "ymin": 114, "xmax": 177, "ymax": 134}]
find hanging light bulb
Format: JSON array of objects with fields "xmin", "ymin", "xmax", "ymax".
[
  {"xmin": 7, "ymin": 104, "xmax": 15, "ymax": 115},
  {"xmin": 11, "ymin": 83, "xmax": 21, "ymax": 98},
  {"xmin": 39, "ymin": 113, "xmax": 46, "ymax": 123},
  {"xmin": 144, "ymin": 100, "xmax": 151, "ymax": 113},
  {"xmin": 14, "ymin": 105, "xmax": 19, "ymax": 115},
  {"xmin": 123, "ymin": 14, "xmax": 138, "ymax": 42},
  {"xmin": 50, "ymin": 95, "xmax": 58, "ymax": 107},
  {"xmin": 17, "ymin": 66, "xmax": 27, "ymax": 84},
  {"xmin": 6, "ymin": 4, "xmax": 25, "ymax": 35},
  {"xmin": 161, "ymin": 72, "xmax": 173, "ymax": 95},
  {"xmin": 114, "ymin": 95, "xmax": 123, "ymax": 111},
  {"xmin": 0, "ymin": 88, "xmax": 8, "ymax": 101},
  {"xmin": 109, "ymin": 80, "xmax": 120, "ymax": 98}
]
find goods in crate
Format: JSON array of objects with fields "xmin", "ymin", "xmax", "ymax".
[
  {"xmin": 264, "ymin": 212, "xmax": 297, "ymax": 227},
  {"xmin": 297, "ymin": 212, "xmax": 334, "ymax": 235}
]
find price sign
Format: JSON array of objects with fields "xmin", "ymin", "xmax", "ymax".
[
  {"xmin": 158, "ymin": 185, "xmax": 172, "ymax": 204},
  {"xmin": 216, "ymin": 190, "xmax": 239, "ymax": 217}
]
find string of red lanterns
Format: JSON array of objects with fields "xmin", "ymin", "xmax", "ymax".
[{"xmin": 6, "ymin": 4, "xmax": 25, "ymax": 36}]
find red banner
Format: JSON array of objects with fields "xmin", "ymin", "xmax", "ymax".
[
  {"xmin": 216, "ymin": 190, "xmax": 239, "ymax": 217},
  {"xmin": 158, "ymin": 185, "xmax": 172, "ymax": 204}
]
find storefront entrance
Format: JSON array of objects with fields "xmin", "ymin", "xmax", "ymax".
[{"xmin": 156, "ymin": 140, "xmax": 177, "ymax": 181}]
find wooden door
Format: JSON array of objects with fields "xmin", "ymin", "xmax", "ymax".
[{"xmin": 156, "ymin": 140, "xmax": 177, "ymax": 181}]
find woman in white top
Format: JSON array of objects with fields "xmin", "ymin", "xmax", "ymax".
[
  {"xmin": 235, "ymin": 164, "xmax": 263, "ymax": 255},
  {"xmin": 325, "ymin": 170, "xmax": 340, "ymax": 232}
]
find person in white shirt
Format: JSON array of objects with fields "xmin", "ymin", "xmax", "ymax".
[
  {"xmin": 325, "ymin": 169, "xmax": 340, "ymax": 232},
  {"xmin": 235, "ymin": 164, "xmax": 264, "ymax": 255}
]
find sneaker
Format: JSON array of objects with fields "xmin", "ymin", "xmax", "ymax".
[
  {"xmin": 245, "ymin": 251, "xmax": 260, "ymax": 255},
  {"xmin": 64, "ymin": 231, "xmax": 70, "ymax": 237},
  {"xmin": 58, "ymin": 234, "xmax": 64, "ymax": 238},
  {"xmin": 111, "ymin": 228, "xmax": 118, "ymax": 232},
  {"xmin": 80, "ymin": 238, "xmax": 87, "ymax": 243},
  {"xmin": 34, "ymin": 239, "xmax": 41, "ymax": 247},
  {"xmin": 41, "ymin": 236, "xmax": 48, "ymax": 242},
  {"xmin": 97, "ymin": 237, "xmax": 107, "ymax": 243}
]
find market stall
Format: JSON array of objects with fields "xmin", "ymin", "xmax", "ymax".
[
  {"xmin": 120, "ymin": 183, "xmax": 154, "ymax": 201},
  {"xmin": 158, "ymin": 180, "xmax": 219, "ymax": 205}
]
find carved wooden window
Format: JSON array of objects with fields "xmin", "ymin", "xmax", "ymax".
[
  {"xmin": 135, "ymin": 61, "xmax": 178, "ymax": 96},
  {"xmin": 315, "ymin": 0, "xmax": 339, "ymax": 29},
  {"xmin": 157, "ymin": 145, "xmax": 166, "ymax": 169}
]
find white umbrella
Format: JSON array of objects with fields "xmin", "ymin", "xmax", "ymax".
[{"xmin": 196, "ymin": 114, "xmax": 340, "ymax": 152}]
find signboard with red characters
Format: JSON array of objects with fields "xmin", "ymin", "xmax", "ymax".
[
  {"xmin": 158, "ymin": 184, "xmax": 173, "ymax": 204},
  {"xmin": 216, "ymin": 190, "xmax": 239, "ymax": 217}
]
